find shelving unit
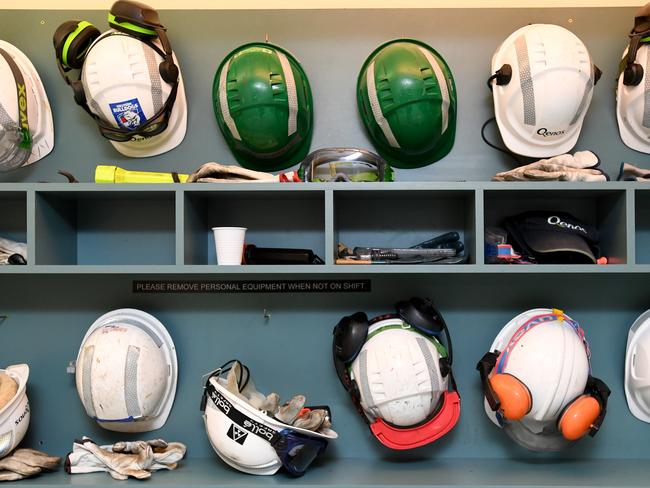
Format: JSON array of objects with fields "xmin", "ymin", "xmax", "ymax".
[{"xmin": 1, "ymin": 181, "xmax": 646, "ymax": 272}]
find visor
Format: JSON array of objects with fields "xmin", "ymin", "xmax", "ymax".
[
  {"xmin": 370, "ymin": 390, "xmax": 460, "ymax": 450},
  {"xmin": 300, "ymin": 148, "xmax": 393, "ymax": 182},
  {"xmin": 202, "ymin": 381, "xmax": 330, "ymax": 477}
]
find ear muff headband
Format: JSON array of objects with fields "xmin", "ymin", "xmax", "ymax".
[{"xmin": 108, "ymin": 13, "xmax": 157, "ymax": 37}]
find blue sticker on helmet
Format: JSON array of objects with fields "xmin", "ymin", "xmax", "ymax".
[{"xmin": 109, "ymin": 99, "xmax": 147, "ymax": 130}]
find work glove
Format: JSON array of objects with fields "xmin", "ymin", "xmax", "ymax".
[
  {"xmin": 65, "ymin": 437, "xmax": 186, "ymax": 480},
  {"xmin": 0, "ymin": 372, "xmax": 17, "ymax": 411},
  {"xmin": 0, "ymin": 237, "xmax": 27, "ymax": 265},
  {"xmin": 187, "ymin": 162, "xmax": 300, "ymax": 183},
  {"xmin": 492, "ymin": 151, "xmax": 608, "ymax": 182},
  {"xmin": 617, "ymin": 162, "xmax": 650, "ymax": 181},
  {"xmin": 225, "ymin": 362, "xmax": 336, "ymax": 436},
  {"xmin": 0, "ymin": 449, "xmax": 60, "ymax": 481}
]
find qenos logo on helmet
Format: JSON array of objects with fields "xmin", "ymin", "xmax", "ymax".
[
  {"xmin": 537, "ymin": 128, "xmax": 567, "ymax": 138},
  {"xmin": 547, "ymin": 215, "xmax": 587, "ymax": 234}
]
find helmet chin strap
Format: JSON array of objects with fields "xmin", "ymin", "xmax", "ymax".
[{"xmin": 370, "ymin": 391, "xmax": 461, "ymax": 450}]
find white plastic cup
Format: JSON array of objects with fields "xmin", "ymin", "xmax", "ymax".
[{"xmin": 212, "ymin": 227, "xmax": 247, "ymax": 265}]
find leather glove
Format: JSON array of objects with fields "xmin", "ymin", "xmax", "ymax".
[
  {"xmin": 187, "ymin": 162, "xmax": 300, "ymax": 183},
  {"xmin": 66, "ymin": 437, "xmax": 186, "ymax": 480},
  {"xmin": 0, "ymin": 449, "xmax": 60, "ymax": 481},
  {"xmin": 492, "ymin": 151, "xmax": 608, "ymax": 182},
  {"xmin": 617, "ymin": 162, "xmax": 650, "ymax": 181}
]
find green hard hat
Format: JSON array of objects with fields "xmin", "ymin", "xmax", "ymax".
[
  {"xmin": 357, "ymin": 39, "xmax": 457, "ymax": 168},
  {"xmin": 213, "ymin": 43, "xmax": 313, "ymax": 172}
]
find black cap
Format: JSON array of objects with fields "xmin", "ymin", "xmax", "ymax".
[{"xmin": 504, "ymin": 211, "xmax": 600, "ymax": 264}]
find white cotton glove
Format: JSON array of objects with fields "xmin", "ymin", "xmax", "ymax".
[
  {"xmin": 0, "ymin": 449, "xmax": 60, "ymax": 481},
  {"xmin": 66, "ymin": 437, "xmax": 186, "ymax": 480},
  {"xmin": 492, "ymin": 151, "xmax": 608, "ymax": 182},
  {"xmin": 0, "ymin": 237, "xmax": 27, "ymax": 265},
  {"xmin": 187, "ymin": 162, "xmax": 300, "ymax": 183}
]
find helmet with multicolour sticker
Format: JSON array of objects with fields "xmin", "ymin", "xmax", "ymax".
[
  {"xmin": 213, "ymin": 42, "xmax": 313, "ymax": 172},
  {"xmin": 357, "ymin": 39, "xmax": 457, "ymax": 169}
]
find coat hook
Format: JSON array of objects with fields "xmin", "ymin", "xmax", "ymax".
[
  {"xmin": 263, "ymin": 309, "xmax": 271, "ymax": 320},
  {"xmin": 265, "ymin": 33, "xmax": 269, "ymax": 43}
]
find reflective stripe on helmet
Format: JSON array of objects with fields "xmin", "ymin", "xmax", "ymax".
[
  {"xmin": 366, "ymin": 61, "xmax": 400, "ymax": 148},
  {"xmin": 275, "ymin": 50, "xmax": 298, "ymax": 137},
  {"xmin": 124, "ymin": 345, "xmax": 142, "ymax": 420},
  {"xmin": 219, "ymin": 58, "xmax": 241, "ymax": 141},
  {"xmin": 143, "ymin": 43, "xmax": 163, "ymax": 113},
  {"xmin": 416, "ymin": 336, "xmax": 441, "ymax": 398},
  {"xmin": 641, "ymin": 52, "xmax": 650, "ymax": 129},
  {"xmin": 570, "ymin": 61, "xmax": 595, "ymax": 126},
  {"xmin": 417, "ymin": 46, "xmax": 450, "ymax": 134},
  {"xmin": 81, "ymin": 345, "xmax": 97, "ymax": 419},
  {"xmin": 515, "ymin": 34, "xmax": 536, "ymax": 126},
  {"xmin": 357, "ymin": 349, "xmax": 376, "ymax": 414}
]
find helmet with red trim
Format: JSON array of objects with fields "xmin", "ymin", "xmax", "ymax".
[{"xmin": 332, "ymin": 297, "xmax": 460, "ymax": 450}]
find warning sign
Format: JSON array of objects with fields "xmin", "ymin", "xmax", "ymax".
[{"xmin": 133, "ymin": 279, "xmax": 371, "ymax": 294}]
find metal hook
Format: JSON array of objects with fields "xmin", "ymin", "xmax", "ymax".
[
  {"xmin": 263, "ymin": 309, "xmax": 271, "ymax": 320},
  {"xmin": 265, "ymin": 33, "xmax": 269, "ymax": 43}
]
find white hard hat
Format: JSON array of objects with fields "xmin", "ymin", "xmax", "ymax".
[
  {"xmin": 617, "ymin": 44, "xmax": 650, "ymax": 154},
  {"xmin": 349, "ymin": 317, "xmax": 448, "ymax": 428},
  {"xmin": 625, "ymin": 310, "xmax": 650, "ymax": 422},
  {"xmin": 75, "ymin": 309, "xmax": 177, "ymax": 433},
  {"xmin": 490, "ymin": 24, "xmax": 598, "ymax": 158},
  {"xmin": 202, "ymin": 365, "xmax": 337, "ymax": 476},
  {"xmin": 0, "ymin": 364, "xmax": 30, "ymax": 459},
  {"xmin": 483, "ymin": 309, "xmax": 590, "ymax": 451},
  {"xmin": 0, "ymin": 40, "xmax": 54, "ymax": 172},
  {"xmin": 81, "ymin": 31, "xmax": 187, "ymax": 157}
]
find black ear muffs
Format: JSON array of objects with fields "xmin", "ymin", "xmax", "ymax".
[
  {"xmin": 623, "ymin": 61, "xmax": 644, "ymax": 86},
  {"xmin": 487, "ymin": 64, "xmax": 512, "ymax": 91},
  {"xmin": 333, "ymin": 312, "xmax": 369, "ymax": 364},
  {"xmin": 396, "ymin": 297, "xmax": 444, "ymax": 335},
  {"xmin": 108, "ymin": 0, "xmax": 179, "ymax": 84},
  {"xmin": 53, "ymin": 20, "xmax": 100, "ymax": 70},
  {"xmin": 623, "ymin": 7, "xmax": 650, "ymax": 87}
]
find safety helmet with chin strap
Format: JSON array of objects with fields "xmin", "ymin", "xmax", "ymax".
[
  {"xmin": 332, "ymin": 297, "xmax": 461, "ymax": 450},
  {"xmin": 0, "ymin": 41, "xmax": 54, "ymax": 172},
  {"xmin": 477, "ymin": 309, "xmax": 610, "ymax": 452},
  {"xmin": 488, "ymin": 24, "xmax": 600, "ymax": 158}
]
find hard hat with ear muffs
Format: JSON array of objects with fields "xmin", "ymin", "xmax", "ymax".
[
  {"xmin": 52, "ymin": 0, "xmax": 187, "ymax": 157},
  {"xmin": 476, "ymin": 308, "xmax": 610, "ymax": 452},
  {"xmin": 488, "ymin": 24, "xmax": 600, "ymax": 158},
  {"xmin": 332, "ymin": 297, "xmax": 461, "ymax": 450},
  {"xmin": 616, "ymin": 2, "xmax": 650, "ymax": 154}
]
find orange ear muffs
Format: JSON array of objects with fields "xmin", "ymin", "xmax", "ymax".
[
  {"xmin": 489, "ymin": 373, "xmax": 532, "ymax": 421},
  {"xmin": 558, "ymin": 395, "xmax": 601, "ymax": 441}
]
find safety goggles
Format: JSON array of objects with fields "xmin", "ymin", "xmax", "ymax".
[
  {"xmin": 300, "ymin": 148, "xmax": 392, "ymax": 182},
  {"xmin": 271, "ymin": 427, "xmax": 329, "ymax": 476},
  {"xmin": 0, "ymin": 48, "xmax": 32, "ymax": 172},
  {"xmin": 93, "ymin": 81, "xmax": 178, "ymax": 142}
]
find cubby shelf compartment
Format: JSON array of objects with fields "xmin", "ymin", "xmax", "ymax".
[
  {"xmin": 34, "ymin": 190, "xmax": 176, "ymax": 266},
  {"xmin": 484, "ymin": 188, "xmax": 628, "ymax": 265},
  {"xmin": 333, "ymin": 189, "xmax": 477, "ymax": 264},
  {"xmin": 9, "ymin": 458, "xmax": 650, "ymax": 488},
  {"xmin": 0, "ymin": 190, "xmax": 27, "ymax": 244},
  {"xmin": 635, "ymin": 189, "xmax": 650, "ymax": 264},
  {"xmin": 183, "ymin": 189, "xmax": 326, "ymax": 265}
]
